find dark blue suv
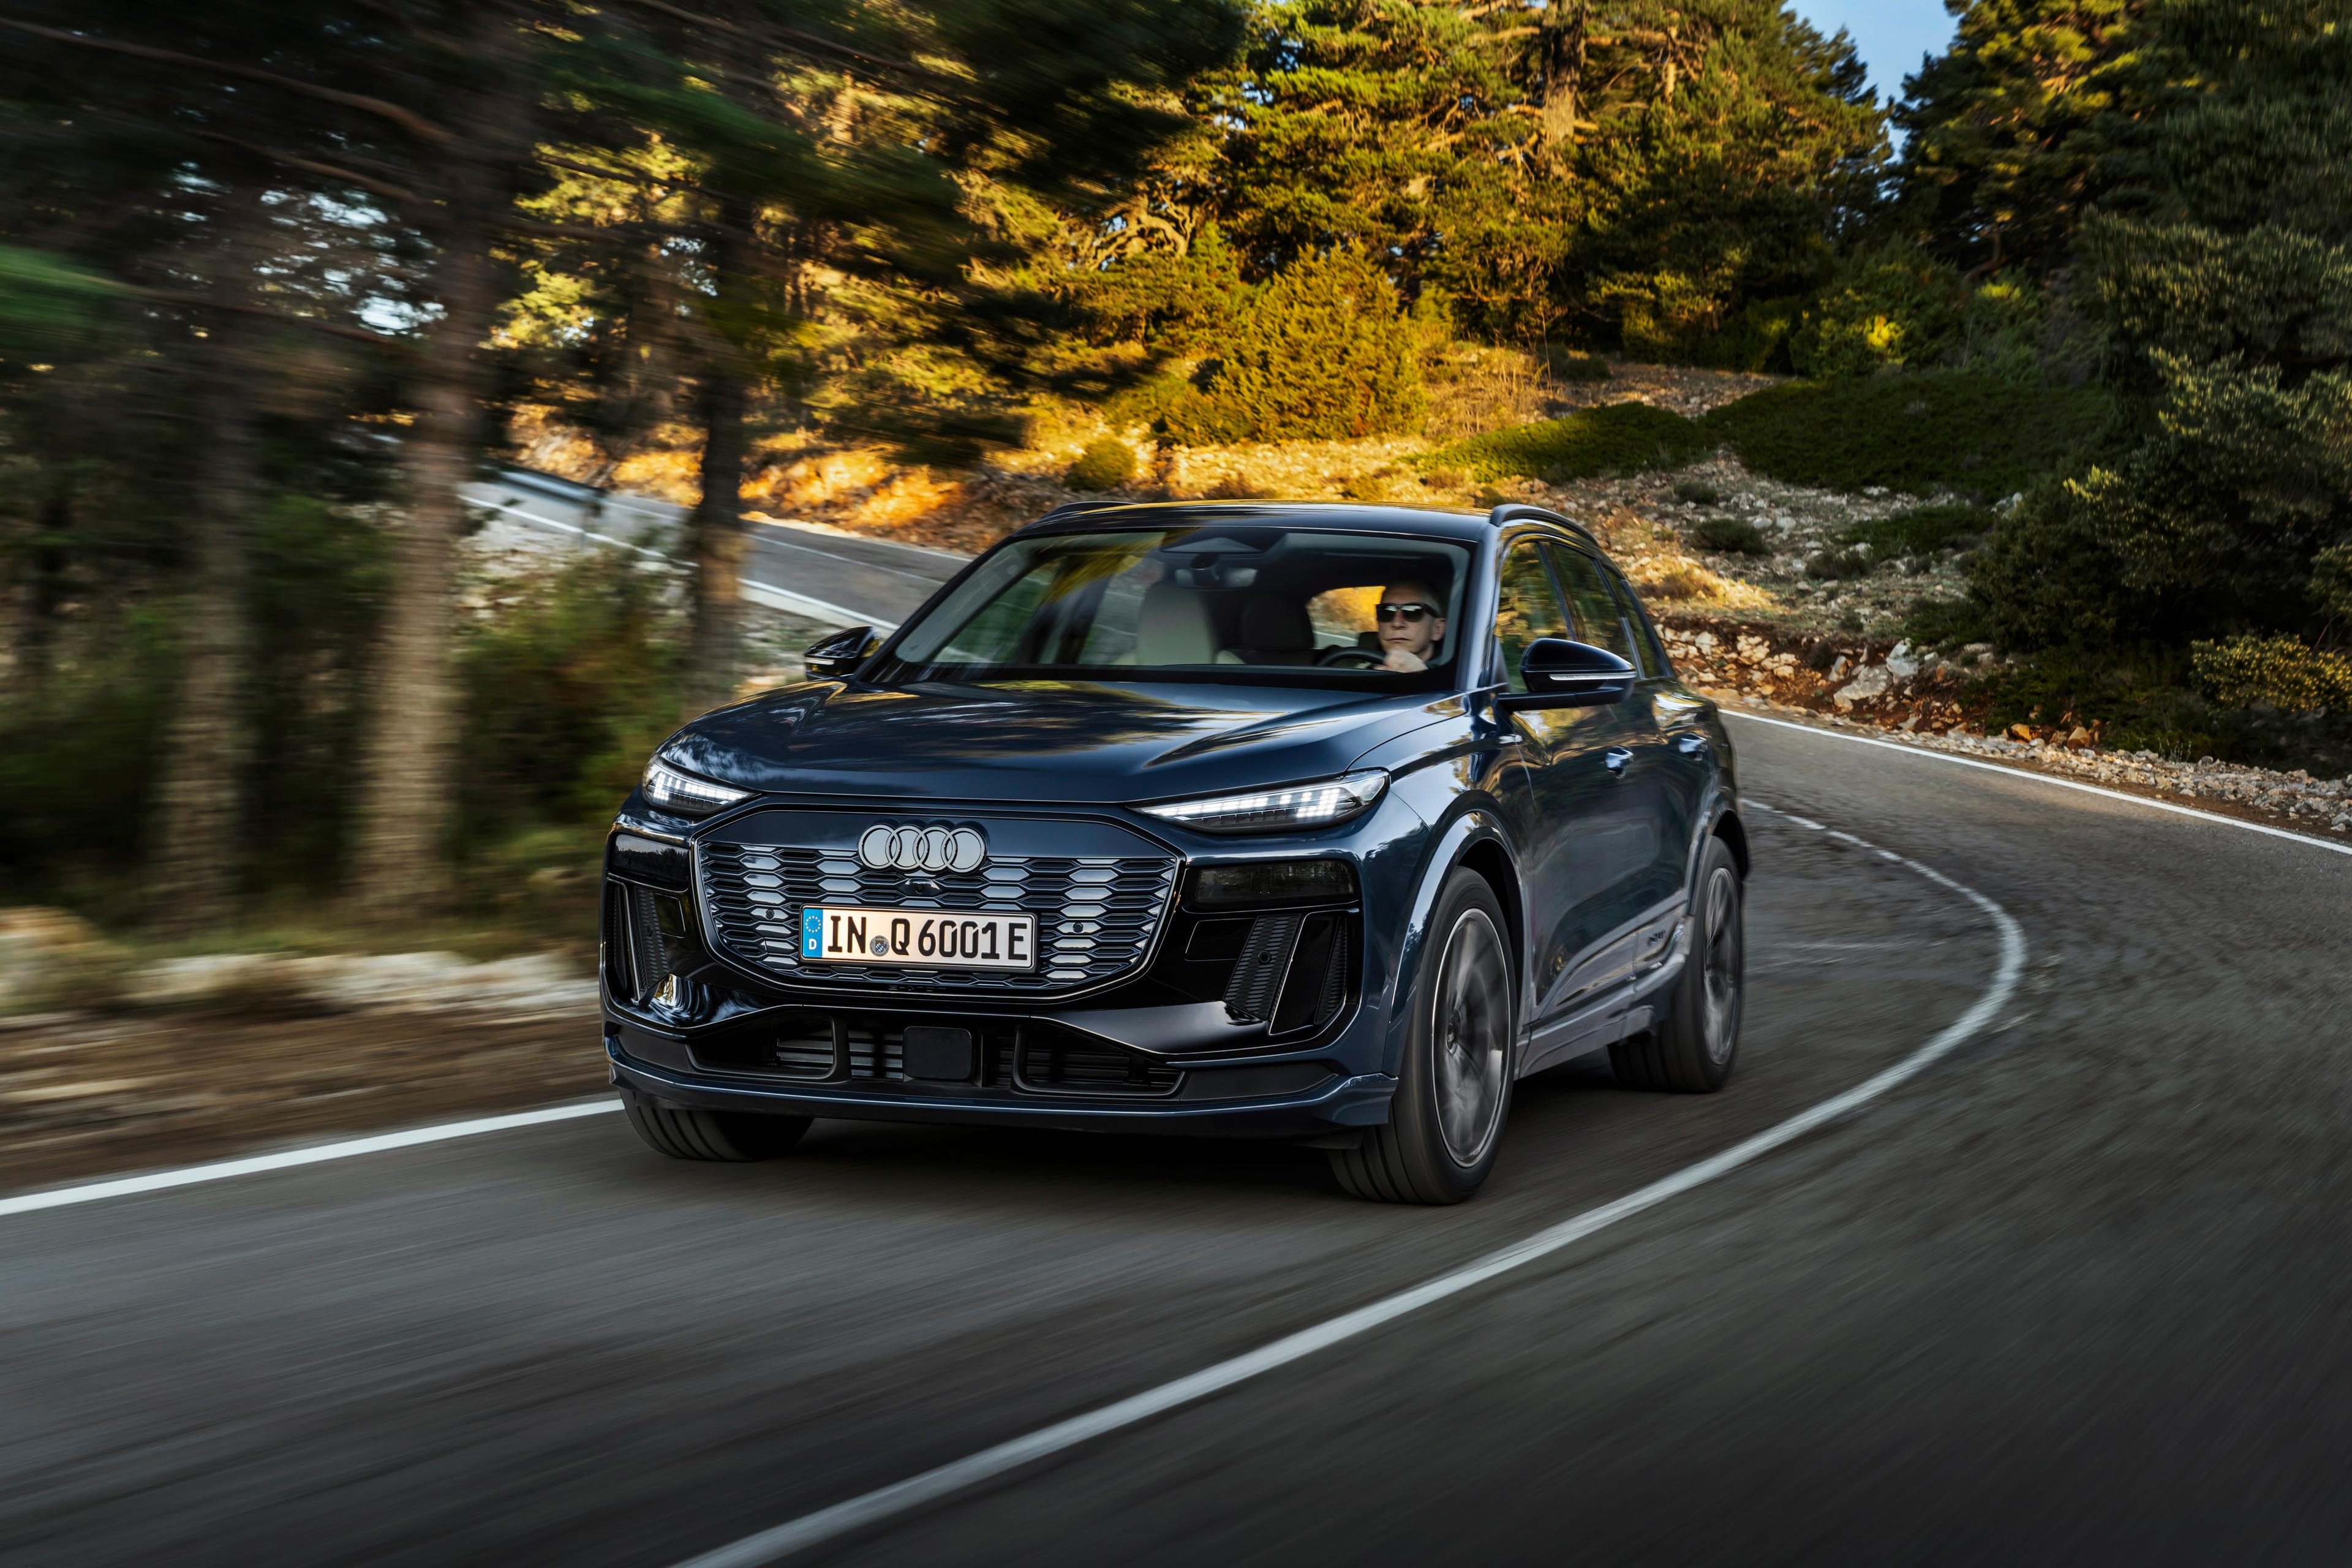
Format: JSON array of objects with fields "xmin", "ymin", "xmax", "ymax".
[{"xmin": 602, "ymin": 500, "xmax": 1746, "ymax": 1202}]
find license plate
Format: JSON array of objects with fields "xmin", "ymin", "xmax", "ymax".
[{"xmin": 800, "ymin": 906, "xmax": 1037, "ymax": 970}]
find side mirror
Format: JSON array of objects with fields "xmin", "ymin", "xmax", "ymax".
[
  {"xmin": 804, "ymin": 625, "xmax": 876, "ymax": 680},
  {"xmin": 1497, "ymin": 638, "xmax": 1636, "ymax": 710}
]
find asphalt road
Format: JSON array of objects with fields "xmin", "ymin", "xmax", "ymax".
[
  {"xmin": 8, "ymin": 517, "xmax": 2352, "ymax": 1565},
  {"xmin": 461, "ymin": 468, "xmax": 962, "ymax": 628}
]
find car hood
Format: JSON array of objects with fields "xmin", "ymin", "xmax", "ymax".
[{"xmin": 662, "ymin": 678, "xmax": 1460, "ymax": 805}]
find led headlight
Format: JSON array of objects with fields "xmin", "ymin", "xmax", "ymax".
[
  {"xmin": 1138, "ymin": 771, "xmax": 1387, "ymax": 834},
  {"xmin": 641, "ymin": 757, "xmax": 751, "ymax": 818}
]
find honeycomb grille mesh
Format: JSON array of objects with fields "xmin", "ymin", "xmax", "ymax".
[{"xmin": 698, "ymin": 842, "xmax": 1178, "ymax": 995}]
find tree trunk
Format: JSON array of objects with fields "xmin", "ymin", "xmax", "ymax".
[
  {"xmin": 152, "ymin": 317, "xmax": 261, "ymax": 935},
  {"xmin": 684, "ymin": 194, "xmax": 755, "ymax": 718},
  {"xmin": 350, "ymin": 232, "xmax": 499, "ymax": 916},
  {"xmin": 1542, "ymin": 0, "xmax": 1589, "ymax": 151},
  {"xmin": 13, "ymin": 487, "xmax": 70, "ymax": 696}
]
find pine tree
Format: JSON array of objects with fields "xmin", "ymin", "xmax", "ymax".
[
  {"xmin": 1895, "ymin": 1, "xmax": 2143, "ymax": 282},
  {"xmin": 2063, "ymin": 0, "xmax": 2352, "ymax": 638}
]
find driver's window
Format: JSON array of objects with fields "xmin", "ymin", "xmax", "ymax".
[{"xmin": 1493, "ymin": 541, "xmax": 1572, "ymax": 693}]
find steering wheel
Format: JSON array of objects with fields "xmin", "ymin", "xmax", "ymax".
[{"xmin": 1317, "ymin": 647, "xmax": 1387, "ymax": 669}]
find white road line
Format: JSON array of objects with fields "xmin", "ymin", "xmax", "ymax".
[
  {"xmin": 1724, "ymin": 708, "xmax": 2352, "ymax": 859},
  {"xmin": 0, "ymin": 1101, "xmax": 620, "ymax": 1221},
  {"xmin": 755, "ymin": 533, "xmax": 953, "ymax": 585},
  {"xmin": 667, "ymin": 817, "xmax": 2026, "ymax": 1568},
  {"xmin": 470, "ymin": 492, "xmax": 900, "ymax": 630},
  {"xmin": 467, "ymin": 494, "xmax": 674, "ymax": 562},
  {"xmin": 740, "ymin": 579, "xmax": 897, "ymax": 631}
]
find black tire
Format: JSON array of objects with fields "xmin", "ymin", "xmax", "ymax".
[
  {"xmin": 1330, "ymin": 869, "xmax": 1516, "ymax": 1204},
  {"xmin": 1610, "ymin": 834, "xmax": 1744, "ymax": 1093},
  {"xmin": 620, "ymin": 1088, "xmax": 811, "ymax": 1161}
]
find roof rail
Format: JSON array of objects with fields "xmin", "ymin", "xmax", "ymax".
[
  {"xmin": 1036, "ymin": 499, "xmax": 1128, "ymax": 522},
  {"xmin": 1485, "ymin": 501, "xmax": 1599, "ymax": 545}
]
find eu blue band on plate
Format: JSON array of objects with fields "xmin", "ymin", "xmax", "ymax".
[{"xmin": 801, "ymin": 906, "xmax": 823, "ymax": 958}]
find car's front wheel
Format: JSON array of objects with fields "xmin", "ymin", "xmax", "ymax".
[
  {"xmin": 1330, "ymin": 869, "xmax": 1515, "ymax": 1204},
  {"xmin": 620, "ymin": 1088, "xmax": 811, "ymax": 1161}
]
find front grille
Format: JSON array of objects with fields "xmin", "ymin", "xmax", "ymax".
[{"xmin": 699, "ymin": 842, "xmax": 1178, "ymax": 996}]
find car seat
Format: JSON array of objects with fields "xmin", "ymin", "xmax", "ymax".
[
  {"xmin": 1231, "ymin": 594, "xmax": 1316, "ymax": 665},
  {"xmin": 1133, "ymin": 581, "xmax": 1218, "ymax": 664}
]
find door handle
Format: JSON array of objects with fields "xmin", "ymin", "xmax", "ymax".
[
  {"xmin": 1604, "ymin": 747, "xmax": 1633, "ymax": 775},
  {"xmin": 1675, "ymin": 733, "xmax": 1709, "ymax": 756}
]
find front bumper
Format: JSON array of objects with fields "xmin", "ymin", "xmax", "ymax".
[
  {"xmin": 601, "ymin": 793, "xmax": 1422, "ymax": 1137},
  {"xmin": 609, "ymin": 1035, "xmax": 1396, "ymax": 1138}
]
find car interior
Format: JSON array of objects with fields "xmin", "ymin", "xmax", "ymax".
[{"xmin": 899, "ymin": 528, "xmax": 1472, "ymax": 676}]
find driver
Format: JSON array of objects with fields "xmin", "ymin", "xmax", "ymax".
[{"xmin": 1374, "ymin": 579, "xmax": 1447, "ymax": 673}]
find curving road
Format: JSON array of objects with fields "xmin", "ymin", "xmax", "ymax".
[{"xmin": 6, "ymin": 524, "xmax": 2352, "ymax": 1565}]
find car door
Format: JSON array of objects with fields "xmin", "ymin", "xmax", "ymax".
[
  {"xmin": 1486, "ymin": 536, "xmax": 1629, "ymax": 1029},
  {"xmin": 1540, "ymin": 541, "xmax": 1678, "ymax": 1004},
  {"xmin": 1611, "ymin": 569, "xmax": 1711, "ymax": 919}
]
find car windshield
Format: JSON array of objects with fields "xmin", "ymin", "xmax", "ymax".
[{"xmin": 870, "ymin": 526, "xmax": 1474, "ymax": 689}]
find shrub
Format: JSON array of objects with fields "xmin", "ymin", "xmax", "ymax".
[
  {"xmin": 1790, "ymin": 245, "xmax": 1964, "ymax": 380},
  {"xmin": 2192, "ymin": 635, "xmax": 2352, "ymax": 714},
  {"xmin": 1687, "ymin": 296, "xmax": 1804, "ymax": 374},
  {"xmin": 1806, "ymin": 548, "xmax": 1871, "ymax": 581},
  {"xmin": 456, "ymin": 550, "xmax": 685, "ymax": 853},
  {"xmin": 1692, "ymin": 515, "xmax": 1768, "ymax": 554},
  {"xmin": 1065, "ymin": 437, "xmax": 1137, "ymax": 492},
  {"xmin": 1702, "ymin": 372, "xmax": 2113, "ymax": 499},
  {"xmin": 1162, "ymin": 249, "xmax": 1427, "ymax": 444},
  {"xmin": 1546, "ymin": 349, "xmax": 1612, "ymax": 383},
  {"xmin": 1844, "ymin": 503, "xmax": 1996, "ymax": 557},
  {"xmin": 1672, "ymin": 479, "xmax": 1721, "ymax": 505},
  {"xmin": 1423, "ymin": 402, "xmax": 1709, "ymax": 483}
]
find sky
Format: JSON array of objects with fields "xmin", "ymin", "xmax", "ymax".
[{"xmin": 1790, "ymin": 0, "xmax": 1962, "ymax": 108}]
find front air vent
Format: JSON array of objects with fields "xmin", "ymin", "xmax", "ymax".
[
  {"xmin": 1224, "ymin": 911, "xmax": 1353, "ymax": 1035},
  {"xmin": 1014, "ymin": 1023, "xmax": 1181, "ymax": 1098},
  {"xmin": 1223, "ymin": 914, "xmax": 1302, "ymax": 1023}
]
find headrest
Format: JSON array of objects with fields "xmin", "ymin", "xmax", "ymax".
[
  {"xmin": 1236, "ymin": 594, "xmax": 1313, "ymax": 652},
  {"xmin": 1134, "ymin": 582, "xmax": 1216, "ymax": 665}
]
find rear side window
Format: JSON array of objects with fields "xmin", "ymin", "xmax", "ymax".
[
  {"xmin": 1611, "ymin": 569, "xmax": 1673, "ymax": 677},
  {"xmin": 1492, "ymin": 541, "xmax": 1572, "ymax": 692},
  {"xmin": 1545, "ymin": 545, "xmax": 1638, "ymax": 667}
]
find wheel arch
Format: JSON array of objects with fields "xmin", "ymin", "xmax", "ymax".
[
  {"xmin": 1380, "ymin": 806, "xmax": 1525, "ymax": 1080},
  {"xmin": 1711, "ymin": 803, "xmax": 1750, "ymax": 878}
]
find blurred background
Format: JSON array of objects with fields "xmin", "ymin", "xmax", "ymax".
[{"xmin": 0, "ymin": 0, "xmax": 2347, "ymax": 1179}]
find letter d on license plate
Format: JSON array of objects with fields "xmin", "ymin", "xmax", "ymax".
[{"xmin": 800, "ymin": 906, "xmax": 1036, "ymax": 970}]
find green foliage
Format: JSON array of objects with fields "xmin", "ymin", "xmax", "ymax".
[
  {"xmin": 0, "ymin": 244, "xmax": 120, "ymax": 361},
  {"xmin": 456, "ymin": 551, "xmax": 686, "ymax": 850},
  {"xmin": 1160, "ymin": 249, "xmax": 1426, "ymax": 443},
  {"xmin": 1672, "ymin": 478, "xmax": 1721, "ymax": 504},
  {"xmin": 1193, "ymin": 0, "xmax": 1885, "ymax": 348},
  {"xmin": 1964, "ymin": 1, "xmax": 2352, "ymax": 658},
  {"xmin": 2066, "ymin": 361, "xmax": 2352, "ymax": 631},
  {"xmin": 1685, "ymin": 296, "xmax": 1804, "ymax": 374},
  {"xmin": 2192, "ymin": 635, "xmax": 2352, "ymax": 715},
  {"xmin": 1702, "ymin": 372, "xmax": 2113, "ymax": 497},
  {"xmin": 1961, "ymin": 480, "xmax": 2149, "ymax": 650},
  {"xmin": 1805, "ymin": 548, "xmax": 1870, "ymax": 581},
  {"xmin": 1894, "ymin": 0, "xmax": 2142, "ymax": 283},
  {"xmin": 1845, "ymin": 503, "xmax": 1997, "ymax": 556},
  {"xmin": 1691, "ymin": 515, "xmax": 1768, "ymax": 554},
  {"xmin": 1066, "ymin": 435, "xmax": 1138, "ymax": 491},
  {"xmin": 1423, "ymin": 402, "xmax": 1709, "ymax": 483},
  {"xmin": 0, "ymin": 608, "xmax": 176, "ymax": 907}
]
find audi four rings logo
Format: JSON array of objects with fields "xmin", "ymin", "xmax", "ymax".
[{"xmin": 857, "ymin": 823, "xmax": 987, "ymax": 873}]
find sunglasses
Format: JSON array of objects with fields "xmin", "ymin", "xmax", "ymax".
[{"xmin": 1376, "ymin": 601, "xmax": 1439, "ymax": 623}]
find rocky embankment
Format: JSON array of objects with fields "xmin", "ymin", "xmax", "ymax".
[{"xmin": 1660, "ymin": 620, "xmax": 2352, "ymax": 837}]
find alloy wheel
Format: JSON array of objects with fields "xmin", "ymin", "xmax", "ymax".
[
  {"xmin": 1700, "ymin": 865, "xmax": 1743, "ymax": 1066},
  {"xmin": 1432, "ymin": 907, "xmax": 1511, "ymax": 1167}
]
